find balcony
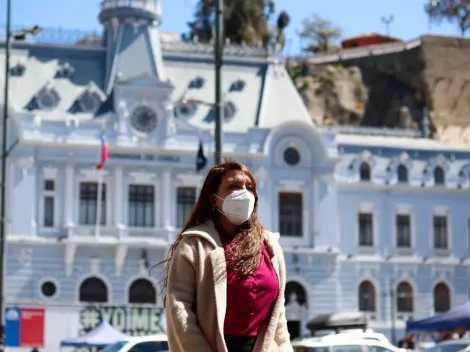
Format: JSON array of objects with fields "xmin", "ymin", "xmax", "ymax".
[
  {"xmin": 69, "ymin": 226, "xmax": 119, "ymax": 238},
  {"xmin": 66, "ymin": 225, "xmax": 175, "ymax": 244}
]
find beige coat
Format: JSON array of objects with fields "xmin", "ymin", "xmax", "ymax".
[{"xmin": 165, "ymin": 221, "xmax": 293, "ymax": 352}]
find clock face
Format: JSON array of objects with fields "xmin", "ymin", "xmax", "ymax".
[{"xmin": 130, "ymin": 105, "xmax": 158, "ymax": 134}]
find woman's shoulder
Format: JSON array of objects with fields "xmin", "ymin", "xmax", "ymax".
[
  {"xmin": 263, "ymin": 230, "xmax": 280, "ymax": 242},
  {"xmin": 180, "ymin": 221, "xmax": 220, "ymax": 248},
  {"xmin": 262, "ymin": 230, "xmax": 284, "ymax": 258}
]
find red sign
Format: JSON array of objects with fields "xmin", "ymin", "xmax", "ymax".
[{"xmin": 19, "ymin": 308, "xmax": 45, "ymax": 347}]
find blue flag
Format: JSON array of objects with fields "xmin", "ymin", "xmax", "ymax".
[{"xmin": 196, "ymin": 139, "xmax": 208, "ymax": 172}]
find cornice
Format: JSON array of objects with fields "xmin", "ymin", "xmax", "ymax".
[{"xmin": 337, "ymin": 181, "xmax": 470, "ymax": 195}]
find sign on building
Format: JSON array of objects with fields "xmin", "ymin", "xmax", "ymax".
[
  {"xmin": 79, "ymin": 306, "xmax": 164, "ymax": 336},
  {"xmin": 5, "ymin": 307, "xmax": 45, "ymax": 348}
]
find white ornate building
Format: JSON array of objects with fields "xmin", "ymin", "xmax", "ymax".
[{"xmin": 1, "ymin": 0, "xmax": 470, "ymax": 349}]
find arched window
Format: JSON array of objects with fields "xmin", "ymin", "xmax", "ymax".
[
  {"xmin": 285, "ymin": 281, "xmax": 307, "ymax": 306},
  {"xmin": 397, "ymin": 164, "xmax": 408, "ymax": 183},
  {"xmin": 396, "ymin": 281, "xmax": 413, "ymax": 313},
  {"xmin": 360, "ymin": 162, "xmax": 371, "ymax": 181},
  {"xmin": 358, "ymin": 280, "xmax": 376, "ymax": 312},
  {"xmin": 285, "ymin": 281, "xmax": 308, "ymax": 340},
  {"xmin": 128, "ymin": 278, "xmax": 156, "ymax": 304},
  {"xmin": 434, "ymin": 166, "xmax": 445, "ymax": 185},
  {"xmin": 79, "ymin": 277, "xmax": 108, "ymax": 303},
  {"xmin": 434, "ymin": 282, "xmax": 450, "ymax": 313}
]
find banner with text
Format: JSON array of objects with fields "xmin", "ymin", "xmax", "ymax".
[{"xmin": 76, "ymin": 306, "xmax": 164, "ymax": 352}]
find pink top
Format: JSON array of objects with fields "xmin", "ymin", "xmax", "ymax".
[{"xmin": 218, "ymin": 226, "xmax": 280, "ymax": 337}]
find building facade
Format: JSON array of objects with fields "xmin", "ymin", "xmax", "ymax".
[{"xmin": 1, "ymin": 0, "xmax": 470, "ymax": 349}]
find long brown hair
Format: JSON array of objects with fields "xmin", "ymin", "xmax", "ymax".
[{"xmin": 160, "ymin": 161, "xmax": 265, "ymax": 292}]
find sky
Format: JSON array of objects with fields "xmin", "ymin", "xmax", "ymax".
[{"xmin": 0, "ymin": 0, "xmax": 464, "ymax": 55}]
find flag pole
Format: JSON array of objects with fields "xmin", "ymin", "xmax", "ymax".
[{"xmin": 95, "ymin": 169, "xmax": 103, "ymax": 238}]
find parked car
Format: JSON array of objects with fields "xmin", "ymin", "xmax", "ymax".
[
  {"xmin": 292, "ymin": 331, "xmax": 391, "ymax": 346},
  {"xmin": 424, "ymin": 339, "xmax": 470, "ymax": 352},
  {"xmin": 292, "ymin": 337, "xmax": 402, "ymax": 352},
  {"xmin": 102, "ymin": 335, "xmax": 169, "ymax": 352}
]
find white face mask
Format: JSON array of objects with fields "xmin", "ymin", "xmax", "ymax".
[{"xmin": 214, "ymin": 189, "xmax": 255, "ymax": 226}]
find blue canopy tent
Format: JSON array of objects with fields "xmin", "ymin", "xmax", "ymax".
[
  {"xmin": 61, "ymin": 321, "xmax": 129, "ymax": 348},
  {"xmin": 407, "ymin": 301, "xmax": 470, "ymax": 332}
]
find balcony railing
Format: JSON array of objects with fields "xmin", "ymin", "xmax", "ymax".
[
  {"xmin": 67, "ymin": 225, "xmax": 174, "ymax": 242},
  {"xmin": 69, "ymin": 226, "xmax": 119, "ymax": 237},
  {"xmin": 100, "ymin": 0, "xmax": 161, "ymax": 15}
]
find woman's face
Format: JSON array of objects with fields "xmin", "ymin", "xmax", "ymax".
[{"xmin": 213, "ymin": 170, "xmax": 253, "ymax": 209}]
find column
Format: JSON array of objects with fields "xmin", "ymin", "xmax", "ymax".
[
  {"xmin": 162, "ymin": 169, "xmax": 172, "ymax": 229},
  {"xmin": 312, "ymin": 176, "xmax": 320, "ymax": 246},
  {"xmin": 64, "ymin": 164, "xmax": 74, "ymax": 227},
  {"xmin": 114, "ymin": 167, "xmax": 123, "ymax": 226}
]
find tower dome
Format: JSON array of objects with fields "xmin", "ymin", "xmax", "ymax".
[
  {"xmin": 99, "ymin": 0, "xmax": 162, "ymax": 25},
  {"xmin": 99, "ymin": 0, "xmax": 168, "ymax": 94}
]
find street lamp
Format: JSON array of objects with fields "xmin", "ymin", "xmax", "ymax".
[
  {"xmin": 0, "ymin": 0, "xmax": 42, "ymax": 342},
  {"xmin": 213, "ymin": 0, "xmax": 223, "ymax": 165},
  {"xmin": 181, "ymin": 0, "xmax": 224, "ymax": 165},
  {"xmin": 181, "ymin": 98, "xmax": 225, "ymax": 164}
]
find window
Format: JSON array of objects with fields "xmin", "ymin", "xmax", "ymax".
[
  {"xmin": 397, "ymin": 164, "xmax": 408, "ymax": 183},
  {"xmin": 433, "ymin": 282, "xmax": 450, "ymax": 313},
  {"xmin": 434, "ymin": 166, "xmax": 445, "ymax": 185},
  {"xmin": 283, "ymin": 147, "xmax": 301, "ymax": 166},
  {"xmin": 40, "ymin": 281, "xmax": 57, "ymax": 298},
  {"xmin": 396, "ymin": 214, "xmax": 411, "ymax": 248},
  {"xmin": 358, "ymin": 280, "xmax": 376, "ymax": 312},
  {"xmin": 424, "ymin": 344, "xmax": 470, "ymax": 352},
  {"xmin": 433, "ymin": 215, "xmax": 448, "ymax": 249},
  {"xmin": 358, "ymin": 213, "xmax": 373, "ymax": 246},
  {"xmin": 285, "ymin": 281, "xmax": 307, "ymax": 306},
  {"xmin": 131, "ymin": 341, "xmax": 170, "ymax": 352},
  {"xmin": 176, "ymin": 187, "xmax": 196, "ymax": 228},
  {"xmin": 396, "ymin": 281, "xmax": 413, "ymax": 313},
  {"xmin": 128, "ymin": 185, "xmax": 155, "ymax": 227},
  {"xmin": 359, "ymin": 162, "xmax": 371, "ymax": 181},
  {"xmin": 102, "ymin": 342, "xmax": 127, "ymax": 352},
  {"xmin": 369, "ymin": 347, "xmax": 396, "ymax": 352},
  {"xmin": 128, "ymin": 278, "xmax": 156, "ymax": 304},
  {"xmin": 43, "ymin": 180, "xmax": 55, "ymax": 228},
  {"xmin": 79, "ymin": 277, "xmax": 108, "ymax": 303},
  {"xmin": 279, "ymin": 192, "xmax": 303, "ymax": 237},
  {"xmin": 79, "ymin": 182, "xmax": 106, "ymax": 225},
  {"xmin": 332, "ymin": 347, "xmax": 363, "ymax": 352}
]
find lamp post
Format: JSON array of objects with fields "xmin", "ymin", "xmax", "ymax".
[
  {"xmin": 0, "ymin": 0, "xmax": 42, "ymax": 340},
  {"xmin": 180, "ymin": 0, "xmax": 224, "ymax": 166},
  {"xmin": 213, "ymin": 0, "xmax": 224, "ymax": 165},
  {"xmin": 0, "ymin": 0, "xmax": 13, "ymax": 342},
  {"xmin": 182, "ymin": 97, "xmax": 225, "ymax": 165}
]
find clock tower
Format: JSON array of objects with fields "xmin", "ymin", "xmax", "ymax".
[{"xmin": 99, "ymin": 0, "xmax": 174, "ymax": 144}]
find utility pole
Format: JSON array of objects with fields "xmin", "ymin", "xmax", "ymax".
[
  {"xmin": 381, "ymin": 15, "xmax": 394, "ymax": 37},
  {"xmin": 214, "ymin": 0, "xmax": 223, "ymax": 165},
  {"xmin": 389, "ymin": 279, "xmax": 396, "ymax": 345},
  {"xmin": 0, "ymin": 0, "xmax": 12, "ymax": 344}
]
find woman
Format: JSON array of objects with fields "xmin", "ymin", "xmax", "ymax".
[{"xmin": 163, "ymin": 161, "xmax": 292, "ymax": 352}]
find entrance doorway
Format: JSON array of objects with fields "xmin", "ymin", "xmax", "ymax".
[{"xmin": 287, "ymin": 320, "xmax": 301, "ymax": 339}]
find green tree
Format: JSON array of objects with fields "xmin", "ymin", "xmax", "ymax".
[
  {"xmin": 298, "ymin": 14, "xmax": 342, "ymax": 54},
  {"xmin": 184, "ymin": 0, "xmax": 290, "ymax": 47},
  {"xmin": 425, "ymin": 0, "xmax": 470, "ymax": 36}
]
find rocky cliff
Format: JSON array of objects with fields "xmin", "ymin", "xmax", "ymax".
[{"xmin": 289, "ymin": 35, "xmax": 470, "ymax": 145}]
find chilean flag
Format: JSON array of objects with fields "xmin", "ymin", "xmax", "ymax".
[{"xmin": 96, "ymin": 132, "xmax": 109, "ymax": 170}]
